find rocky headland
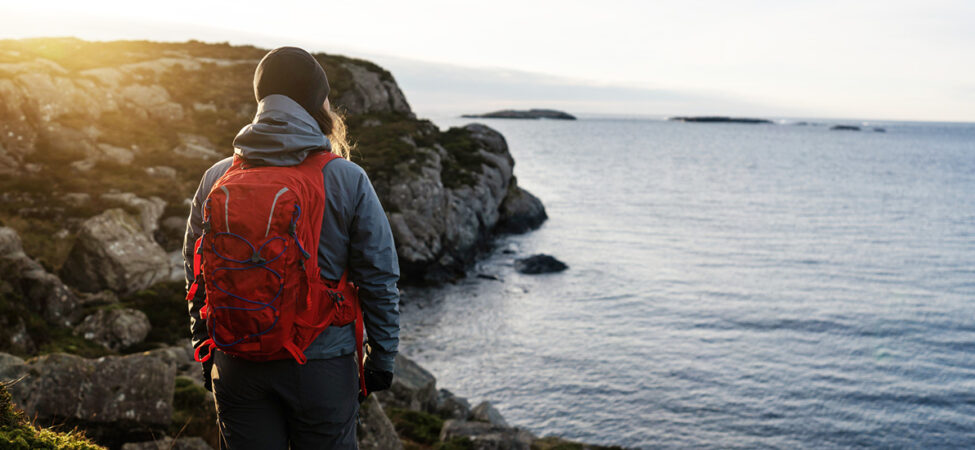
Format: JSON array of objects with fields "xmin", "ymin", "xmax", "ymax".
[
  {"xmin": 0, "ymin": 38, "xmax": 617, "ymax": 449},
  {"xmin": 462, "ymin": 109, "xmax": 577, "ymax": 120}
]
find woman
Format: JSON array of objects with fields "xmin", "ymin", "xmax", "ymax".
[{"xmin": 183, "ymin": 46, "xmax": 400, "ymax": 449}]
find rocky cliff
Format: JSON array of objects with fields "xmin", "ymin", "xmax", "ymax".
[
  {"xmin": 0, "ymin": 38, "xmax": 559, "ymax": 449},
  {"xmin": 0, "ymin": 37, "xmax": 545, "ymax": 288}
]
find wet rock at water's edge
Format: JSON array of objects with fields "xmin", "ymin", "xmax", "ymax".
[
  {"xmin": 514, "ymin": 254, "xmax": 568, "ymax": 274},
  {"xmin": 496, "ymin": 180, "xmax": 547, "ymax": 234}
]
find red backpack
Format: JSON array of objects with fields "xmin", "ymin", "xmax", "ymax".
[{"xmin": 186, "ymin": 150, "xmax": 367, "ymax": 394}]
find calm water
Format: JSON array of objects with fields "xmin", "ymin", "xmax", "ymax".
[{"xmin": 397, "ymin": 117, "xmax": 975, "ymax": 449}]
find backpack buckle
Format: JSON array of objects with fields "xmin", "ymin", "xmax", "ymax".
[{"xmin": 327, "ymin": 291, "xmax": 344, "ymax": 303}]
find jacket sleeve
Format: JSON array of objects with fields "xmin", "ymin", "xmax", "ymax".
[
  {"xmin": 184, "ymin": 173, "xmax": 211, "ymax": 351},
  {"xmin": 348, "ymin": 169, "xmax": 401, "ymax": 373}
]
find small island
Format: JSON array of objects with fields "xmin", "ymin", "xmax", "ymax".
[
  {"xmin": 669, "ymin": 116, "xmax": 773, "ymax": 124},
  {"xmin": 830, "ymin": 125, "xmax": 861, "ymax": 131},
  {"xmin": 462, "ymin": 109, "xmax": 577, "ymax": 120}
]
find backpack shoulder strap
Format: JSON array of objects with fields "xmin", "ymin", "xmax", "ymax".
[{"xmin": 298, "ymin": 150, "xmax": 341, "ymax": 176}]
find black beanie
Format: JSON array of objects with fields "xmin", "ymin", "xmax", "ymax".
[{"xmin": 254, "ymin": 47, "xmax": 330, "ymax": 117}]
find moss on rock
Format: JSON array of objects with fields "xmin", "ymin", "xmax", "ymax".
[
  {"xmin": 439, "ymin": 127, "xmax": 489, "ymax": 189},
  {"xmin": 387, "ymin": 407, "xmax": 445, "ymax": 447},
  {"xmin": 0, "ymin": 383, "xmax": 104, "ymax": 449},
  {"xmin": 435, "ymin": 437, "xmax": 475, "ymax": 450}
]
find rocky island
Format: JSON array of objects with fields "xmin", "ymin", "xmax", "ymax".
[
  {"xmin": 0, "ymin": 38, "xmax": 619, "ymax": 449},
  {"xmin": 462, "ymin": 109, "xmax": 577, "ymax": 120},
  {"xmin": 669, "ymin": 116, "xmax": 773, "ymax": 124}
]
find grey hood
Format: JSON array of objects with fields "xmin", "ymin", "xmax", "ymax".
[{"xmin": 232, "ymin": 94, "xmax": 331, "ymax": 166}]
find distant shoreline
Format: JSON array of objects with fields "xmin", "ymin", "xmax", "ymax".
[
  {"xmin": 670, "ymin": 116, "xmax": 773, "ymax": 124},
  {"xmin": 462, "ymin": 109, "xmax": 576, "ymax": 120}
]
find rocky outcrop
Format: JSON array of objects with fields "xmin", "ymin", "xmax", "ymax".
[
  {"xmin": 463, "ymin": 109, "xmax": 576, "ymax": 120},
  {"xmin": 437, "ymin": 388, "xmax": 472, "ymax": 420},
  {"xmin": 74, "ymin": 308, "xmax": 151, "ymax": 351},
  {"xmin": 470, "ymin": 401, "xmax": 509, "ymax": 427},
  {"xmin": 358, "ymin": 394, "xmax": 404, "ymax": 450},
  {"xmin": 143, "ymin": 344, "xmax": 202, "ymax": 385},
  {"xmin": 0, "ymin": 37, "xmax": 569, "ymax": 449},
  {"xmin": 2, "ymin": 352, "xmax": 176, "ymax": 445},
  {"xmin": 100, "ymin": 192, "xmax": 166, "ymax": 236},
  {"xmin": 59, "ymin": 209, "xmax": 169, "ymax": 294},
  {"xmin": 0, "ymin": 48, "xmax": 201, "ymax": 174},
  {"xmin": 119, "ymin": 84, "xmax": 184, "ymax": 121},
  {"xmin": 0, "ymin": 227, "xmax": 82, "ymax": 326},
  {"xmin": 336, "ymin": 61, "xmax": 412, "ymax": 116},
  {"xmin": 173, "ymin": 133, "xmax": 222, "ymax": 160},
  {"xmin": 440, "ymin": 420, "xmax": 535, "ymax": 450},
  {"xmin": 375, "ymin": 353, "xmax": 438, "ymax": 412},
  {"xmin": 496, "ymin": 181, "xmax": 547, "ymax": 234},
  {"xmin": 0, "ymin": 38, "xmax": 548, "ymax": 285},
  {"xmin": 514, "ymin": 254, "xmax": 568, "ymax": 274},
  {"xmin": 376, "ymin": 123, "xmax": 546, "ymax": 282}
]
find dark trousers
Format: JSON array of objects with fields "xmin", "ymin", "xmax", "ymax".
[{"xmin": 211, "ymin": 351, "xmax": 359, "ymax": 450}]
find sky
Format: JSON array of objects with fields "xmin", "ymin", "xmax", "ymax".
[{"xmin": 2, "ymin": 1, "xmax": 974, "ymax": 122}]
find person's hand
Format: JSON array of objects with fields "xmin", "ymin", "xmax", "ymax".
[
  {"xmin": 202, "ymin": 359, "xmax": 214, "ymax": 392},
  {"xmin": 364, "ymin": 367, "xmax": 393, "ymax": 394}
]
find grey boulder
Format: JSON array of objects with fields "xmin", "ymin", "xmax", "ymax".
[
  {"xmin": 437, "ymin": 388, "xmax": 472, "ymax": 420},
  {"xmin": 374, "ymin": 353, "xmax": 438, "ymax": 412},
  {"xmin": 470, "ymin": 400, "xmax": 509, "ymax": 427},
  {"xmin": 59, "ymin": 208, "xmax": 169, "ymax": 294},
  {"xmin": 357, "ymin": 394, "xmax": 404, "ymax": 450},
  {"xmin": 74, "ymin": 308, "xmax": 151, "ymax": 351},
  {"xmin": 496, "ymin": 181, "xmax": 547, "ymax": 234},
  {"xmin": 440, "ymin": 420, "xmax": 535, "ymax": 450},
  {"xmin": 7, "ymin": 352, "xmax": 176, "ymax": 443},
  {"xmin": 0, "ymin": 226, "xmax": 82, "ymax": 326},
  {"xmin": 0, "ymin": 352, "xmax": 28, "ymax": 382},
  {"xmin": 335, "ymin": 61, "xmax": 412, "ymax": 116},
  {"xmin": 100, "ymin": 192, "xmax": 166, "ymax": 236}
]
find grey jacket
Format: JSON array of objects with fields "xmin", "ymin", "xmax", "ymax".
[{"xmin": 183, "ymin": 94, "xmax": 400, "ymax": 372}]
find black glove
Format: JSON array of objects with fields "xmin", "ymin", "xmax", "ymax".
[
  {"xmin": 364, "ymin": 367, "xmax": 393, "ymax": 394},
  {"xmin": 202, "ymin": 359, "xmax": 214, "ymax": 392}
]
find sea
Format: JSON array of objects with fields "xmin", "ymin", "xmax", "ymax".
[{"xmin": 397, "ymin": 116, "xmax": 975, "ymax": 449}]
